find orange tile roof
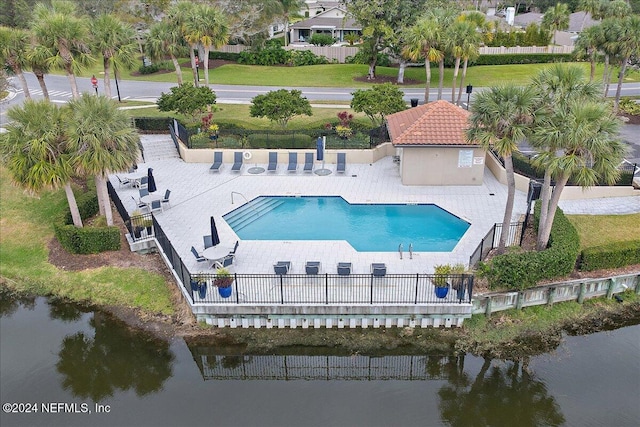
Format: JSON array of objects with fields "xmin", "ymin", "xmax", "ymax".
[{"xmin": 387, "ymin": 100, "xmax": 476, "ymax": 146}]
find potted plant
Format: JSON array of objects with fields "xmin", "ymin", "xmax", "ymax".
[
  {"xmin": 130, "ymin": 210, "xmax": 145, "ymax": 238},
  {"xmin": 450, "ymin": 263, "xmax": 468, "ymax": 301},
  {"xmin": 433, "ymin": 264, "xmax": 452, "ymax": 298},
  {"xmin": 191, "ymin": 273, "xmax": 208, "ymax": 299},
  {"xmin": 143, "ymin": 217, "xmax": 153, "ymax": 236},
  {"xmin": 214, "ymin": 267, "xmax": 234, "ymax": 298}
]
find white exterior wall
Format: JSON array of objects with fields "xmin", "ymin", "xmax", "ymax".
[{"xmin": 399, "ymin": 146, "xmax": 485, "ymax": 186}]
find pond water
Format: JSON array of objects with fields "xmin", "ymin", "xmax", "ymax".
[{"xmin": 1, "ymin": 295, "xmax": 639, "ymax": 427}]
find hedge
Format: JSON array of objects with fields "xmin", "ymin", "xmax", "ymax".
[
  {"xmin": 209, "ymin": 51, "xmax": 241, "ymax": 61},
  {"xmin": 480, "ymin": 204, "xmax": 580, "ymax": 290},
  {"xmin": 579, "ymin": 240, "xmax": 640, "ymax": 271},
  {"xmin": 55, "ymin": 185, "xmax": 121, "ymax": 254},
  {"xmin": 132, "ymin": 117, "xmax": 174, "ymax": 133},
  {"xmin": 471, "ymin": 53, "xmax": 575, "ymax": 66}
]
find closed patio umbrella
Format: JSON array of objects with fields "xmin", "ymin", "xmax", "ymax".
[
  {"xmin": 210, "ymin": 216, "xmax": 221, "ymax": 247},
  {"xmin": 147, "ymin": 168, "xmax": 157, "ymax": 193}
]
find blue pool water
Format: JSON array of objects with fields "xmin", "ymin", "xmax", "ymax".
[{"xmin": 223, "ymin": 196, "xmax": 470, "ymax": 252}]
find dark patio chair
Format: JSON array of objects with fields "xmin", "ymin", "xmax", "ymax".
[
  {"xmin": 273, "ymin": 261, "xmax": 291, "ymax": 275},
  {"xmin": 214, "ymin": 254, "xmax": 234, "ymax": 269},
  {"xmin": 337, "ymin": 262, "xmax": 352, "ymax": 276},
  {"xmin": 191, "ymin": 246, "xmax": 206, "ymax": 262},
  {"xmin": 231, "ymin": 151, "xmax": 243, "ymax": 171},
  {"xmin": 203, "ymin": 235, "xmax": 213, "ymax": 249},
  {"xmin": 336, "ymin": 152, "xmax": 346, "ymax": 174},
  {"xmin": 303, "ymin": 152, "xmax": 314, "ymax": 172},
  {"xmin": 287, "ymin": 152, "xmax": 298, "ymax": 172},
  {"xmin": 161, "ymin": 189, "xmax": 171, "ymax": 208},
  {"xmin": 210, "ymin": 152, "xmax": 223, "ymax": 172},
  {"xmin": 267, "ymin": 152, "xmax": 278, "ymax": 172},
  {"xmin": 371, "ymin": 263, "xmax": 387, "ymax": 277},
  {"xmin": 305, "ymin": 261, "xmax": 321, "ymax": 275}
]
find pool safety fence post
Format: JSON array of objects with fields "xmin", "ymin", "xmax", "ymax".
[
  {"xmin": 414, "ymin": 274, "xmax": 419, "ymax": 304},
  {"xmin": 370, "ymin": 275, "xmax": 374, "ymax": 304},
  {"xmin": 325, "ymin": 273, "xmax": 329, "ymax": 304},
  {"xmin": 280, "ymin": 275, "xmax": 284, "ymax": 304}
]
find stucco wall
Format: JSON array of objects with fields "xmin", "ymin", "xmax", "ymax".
[
  {"xmin": 399, "ymin": 146, "xmax": 485, "ymax": 186},
  {"xmin": 177, "ymin": 140, "xmax": 395, "ymax": 165}
]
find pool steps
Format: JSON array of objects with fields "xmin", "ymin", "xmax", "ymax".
[{"xmin": 224, "ymin": 197, "xmax": 284, "ymax": 232}]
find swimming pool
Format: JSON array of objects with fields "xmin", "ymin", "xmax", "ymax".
[{"xmin": 223, "ymin": 196, "xmax": 470, "ymax": 252}]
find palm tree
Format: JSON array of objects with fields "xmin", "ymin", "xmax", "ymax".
[
  {"xmin": 610, "ymin": 15, "xmax": 640, "ymax": 113},
  {"xmin": 531, "ymin": 101, "xmax": 625, "ymax": 249},
  {"xmin": 541, "ymin": 3, "xmax": 570, "ymax": 45},
  {"xmin": 181, "ymin": 4, "xmax": 229, "ymax": 87},
  {"xmin": 447, "ymin": 20, "xmax": 479, "ymax": 104},
  {"xmin": 26, "ymin": 40, "xmax": 53, "ymax": 101},
  {"xmin": 578, "ymin": 0, "xmax": 602, "ymax": 31},
  {"xmin": 275, "ymin": 0, "xmax": 305, "ymax": 46},
  {"xmin": 402, "ymin": 17, "xmax": 441, "ymax": 103},
  {"xmin": 65, "ymin": 94, "xmax": 140, "ymax": 226},
  {"xmin": 168, "ymin": 1, "xmax": 199, "ymax": 87},
  {"xmin": 466, "ymin": 85, "xmax": 538, "ymax": 254},
  {"xmin": 428, "ymin": 8, "xmax": 457, "ymax": 100},
  {"xmin": 603, "ymin": 0, "xmax": 632, "ymax": 18},
  {"xmin": 0, "ymin": 26, "xmax": 31, "ymax": 99},
  {"xmin": 0, "ymin": 100, "xmax": 83, "ymax": 227},
  {"xmin": 31, "ymin": 0, "xmax": 94, "ymax": 99},
  {"xmin": 91, "ymin": 14, "xmax": 138, "ymax": 99},
  {"xmin": 530, "ymin": 64, "xmax": 602, "ymax": 250},
  {"xmin": 573, "ymin": 24, "xmax": 605, "ymax": 82},
  {"xmin": 146, "ymin": 21, "xmax": 186, "ymax": 85}
]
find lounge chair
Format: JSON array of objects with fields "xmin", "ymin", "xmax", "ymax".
[
  {"xmin": 117, "ymin": 175, "xmax": 131, "ymax": 188},
  {"xmin": 337, "ymin": 262, "xmax": 352, "ymax": 276},
  {"xmin": 214, "ymin": 254, "xmax": 234, "ymax": 269},
  {"xmin": 371, "ymin": 263, "xmax": 387, "ymax": 277},
  {"xmin": 273, "ymin": 261, "xmax": 291, "ymax": 275},
  {"xmin": 267, "ymin": 152, "xmax": 278, "ymax": 172},
  {"xmin": 336, "ymin": 153, "xmax": 346, "ymax": 174},
  {"xmin": 203, "ymin": 235, "xmax": 213, "ymax": 249},
  {"xmin": 303, "ymin": 152, "xmax": 314, "ymax": 172},
  {"xmin": 305, "ymin": 261, "xmax": 321, "ymax": 275},
  {"xmin": 287, "ymin": 152, "xmax": 298, "ymax": 172},
  {"xmin": 191, "ymin": 246, "xmax": 206, "ymax": 262},
  {"xmin": 210, "ymin": 152, "xmax": 223, "ymax": 172},
  {"xmin": 161, "ymin": 189, "xmax": 171, "ymax": 208},
  {"xmin": 231, "ymin": 152, "xmax": 243, "ymax": 171}
]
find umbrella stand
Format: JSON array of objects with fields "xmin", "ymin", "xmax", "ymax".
[{"xmin": 314, "ymin": 136, "xmax": 332, "ymax": 176}]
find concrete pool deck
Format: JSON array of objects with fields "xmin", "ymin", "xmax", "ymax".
[
  {"xmin": 111, "ymin": 136, "xmax": 530, "ymax": 276},
  {"xmin": 112, "ymin": 135, "xmax": 639, "ymax": 277}
]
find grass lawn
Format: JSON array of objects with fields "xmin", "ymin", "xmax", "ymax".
[
  {"xmin": 71, "ymin": 60, "xmax": 639, "ymax": 88},
  {"xmin": 125, "ymin": 103, "xmax": 373, "ymax": 130},
  {"xmin": 0, "ymin": 166, "xmax": 174, "ymax": 315},
  {"xmin": 567, "ymin": 213, "xmax": 640, "ymax": 249}
]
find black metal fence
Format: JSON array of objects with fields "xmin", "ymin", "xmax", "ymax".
[
  {"xmin": 154, "ymin": 216, "xmax": 194, "ymax": 300},
  {"xmin": 469, "ymin": 222, "xmax": 524, "ymax": 267},
  {"xmin": 188, "ymin": 273, "xmax": 473, "ymax": 305}
]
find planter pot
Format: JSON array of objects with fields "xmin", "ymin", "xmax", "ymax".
[
  {"xmin": 190, "ymin": 280, "xmax": 199, "ymax": 293},
  {"xmin": 197, "ymin": 283, "xmax": 208, "ymax": 299},
  {"xmin": 133, "ymin": 226, "xmax": 143, "ymax": 238},
  {"xmin": 218, "ymin": 286, "xmax": 232, "ymax": 298},
  {"xmin": 146, "ymin": 226, "xmax": 153, "ymax": 236},
  {"xmin": 435, "ymin": 286, "xmax": 449, "ymax": 299}
]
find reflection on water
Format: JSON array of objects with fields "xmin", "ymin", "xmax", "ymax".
[
  {"xmin": 1, "ymin": 292, "xmax": 638, "ymax": 427},
  {"xmin": 56, "ymin": 311, "xmax": 174, "ymax": 401}
]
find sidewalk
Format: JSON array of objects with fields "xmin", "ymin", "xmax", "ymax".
[{"xmin": 559, "ymin": 195, "xmax": 640, "ymax": 215}]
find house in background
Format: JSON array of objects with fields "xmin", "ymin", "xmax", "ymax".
[
  {"xmin": 290, "ymin": 5, "xmax": 361, "ymax": 43},
  {"xmin": 387, "ymin": 101, "xmax": 485, "ymax": 186}
]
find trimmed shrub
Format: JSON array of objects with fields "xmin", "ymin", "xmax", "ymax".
[
  {"xmin": 55, "ymin": 185, "xmax": 121, "ymax": 254},
  {"xmin": 309, "ymin": 33, "xmax": 335, "ymax": 46},
  {"xmin": 580, "ymin": 240, "xmax": 640, "ymax": 271},
  {"xmin": 471, "ymin": 53, "xmax": 575, "ymax": 66},
  {"xmin": 238, "ymin": 45, "xmax": 290, "ymax": 66},
  {"xmin": 138, "ymin": 64, "xmax": 160, "ymax": 74},
  {"xmin": 209, "ymin": 51, "xmax": 241, "ymax": 61},
  {"xmin": 289, "ymin": 50, "xmax": 329, "ymax": 66},
  {"xmin": 132, "ymin": 117, "xmax": 173, "ymax": 133},
  {"xmin": 480, "ymin": 204, "xmax": 580, "ymax": 290}
]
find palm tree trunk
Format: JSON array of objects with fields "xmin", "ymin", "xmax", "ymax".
[
  {"xmin": 103, "ymin": 57, "xmax": 112, "ymax": 99},
  {"xmin": 95, "ymin": 176, "xmax": 106, "ymax": 216},
  {"xmin": 538, "ymin": 174, "xmax": 569, "ymax": 250},
  {"xmin": 613, "ymin": 58, "xmax": 628, "ymax": 114},
  {"xmin": 170, "ymin": 54, "xmax": 184, "ymax": 85},
  {"xmin": 284, "ymin": 22, "xmax": 290, "ymax": 47},
  {"xmin": 456, "ymin": 59, "xmax": 469, "ymax": 106},
  {"xmin": 437, "ymin": 59, "xmax": 445, "ymax": 100},
  {"xmin": 65, "ymin": 64, "xmax": 80, "ymax": 99},
  {"xmin": 64, "ymin": 182, "xmax": 83, "ymax": 227},
  {"xmin": 189, "ymin": 48, "xmax": 198, "ymax": 87},
  {"xmin": 397, "ymin": 60, "xmax": 406, "ymax": 84},
  {"xmin": 497, "ymin": 154, "xmax": 516, "ymax": 254},
  {"xmin": 424, "ymin": 59, "xmax": 431, "ymax": 103},
  {"xmin": 203, "ymin": 46, "xmax": 210, "ymax": 86},
  {"xmin": 536, "ymin": 170, "xmax": 553, "ymax": 251},
  {"xmin": 34, "ymin": 70, "xmax": 49, "ymax": 101},
  {"xmin": 452, "ymin": 57, "xmax": 461, "ymax": 103},
  {"xmin": 603, "ymin": 55, "xmax": 610, "ymax": 97},
  {"xmin": 96, "ymin": 176, "xmax": 113, "ymax": 226},
  {"xmin": 589, "ymin": 51, "xmax": 596, "ymax": 83},
  {"xmin": 14, "ymin": 69, "xmax": 31, "ymax": 100}
]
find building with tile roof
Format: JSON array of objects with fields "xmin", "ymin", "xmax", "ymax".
[{"xmin": 387, "ymin": 100, "xmax": 485, "ymax": 186}]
